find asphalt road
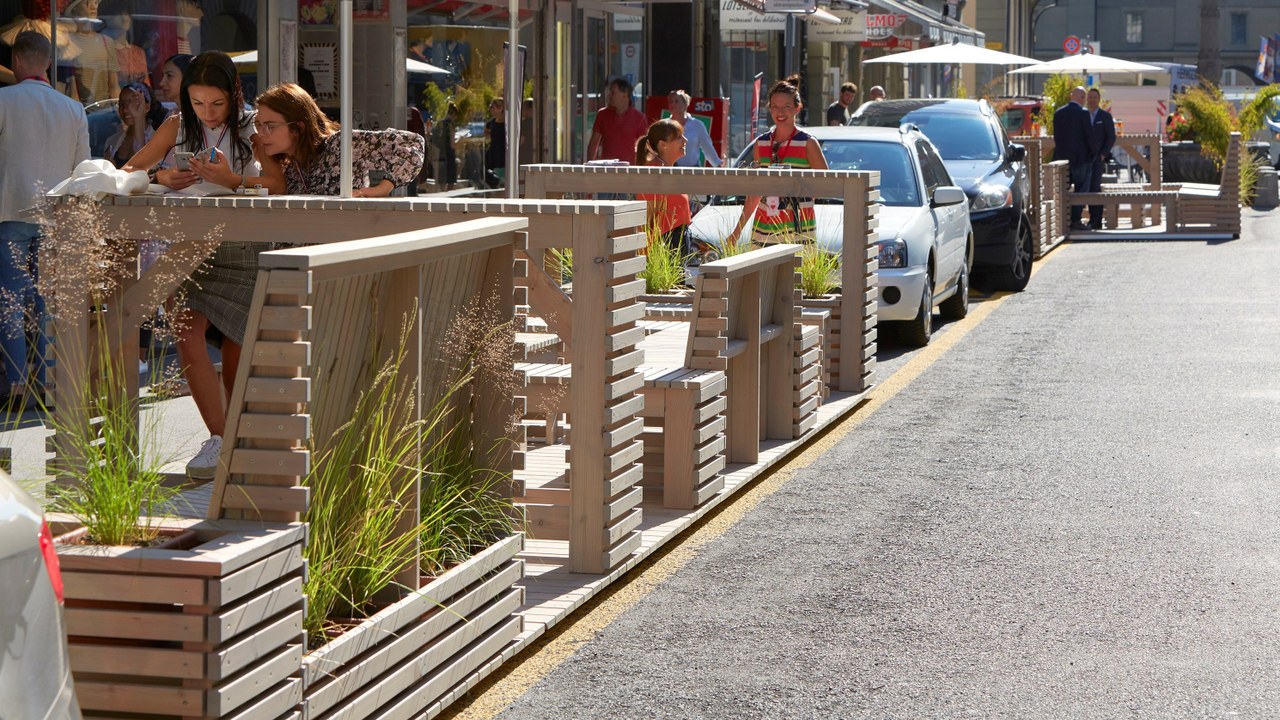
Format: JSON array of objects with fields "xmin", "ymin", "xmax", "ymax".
[{"xmin": 485, "ymin": 209, "xmax": 1280, "ymax": 718}]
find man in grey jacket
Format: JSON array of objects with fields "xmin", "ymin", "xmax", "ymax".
[{"xmin": 0, "ymin": 31, "xmax": 90, "ymax": 407}]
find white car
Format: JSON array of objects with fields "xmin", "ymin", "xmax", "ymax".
[
  {"xmin": 0, "ymin": 472, "xmax": 82, "ymax": 719},
  {"xmin": 688, "ymin": 125, "xmax": 974, "ymax": 346}
]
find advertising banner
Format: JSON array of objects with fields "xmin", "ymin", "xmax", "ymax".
[
  {"xmin": 864, "ymin": 13, "xmax": 910, "ymax": 39},
  {"xmin": 721, "ymin": 0, "xmax": 788, "ymax": 32},
  {"xmin": 807, "ymin": 10, "xmax": 868, "ymax": 43}
]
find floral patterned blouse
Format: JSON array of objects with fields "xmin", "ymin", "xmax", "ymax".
[{"xmin": 285, "ymin": 128, "xmax": 425, "ymax": 195}]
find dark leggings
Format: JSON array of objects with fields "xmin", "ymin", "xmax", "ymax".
[{"xmin": 661, "ymin": 225, "xmax": 689, "ymax": 256}]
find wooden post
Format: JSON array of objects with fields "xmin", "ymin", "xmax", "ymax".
[
  {"xmin": 727, "ymin": 272, "xmax": 760, "ymax": 464},
  {"xmin": 763, "ymin": 261, "xmax": 795, "ymax": 441},
  {"xmin": 841, "ymin": 174, "xmax": 877, "ymax": 394}
]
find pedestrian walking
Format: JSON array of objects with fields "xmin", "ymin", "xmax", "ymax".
[
  {"xmin": 586, "ymin": 77, "xmax": 647, "ymax": 163},
  {"xmin": 826, "ymin": 81, "xmax": 857, "ymax": 126},
  {"xmin": 635, "ymin": 118, "xmax": 691, "ymax": 255},
  {"xmin": 122, "ymin": 50, "xmax": 286, "ymax": 479},
  {"xmin": 668, "ymin": 89, "xmax": 721, "ymax": 168},
  {"xmin": 727, "ymin": 75, "xmax": 829, "ymax": 246},
  {"xmin": 432, "ymin": 103, "xmax": 459, "ymax": 188},
  {"xmin": 0, "ymin": 31, "xmax": 89, "ymax": 410},
  {"xmin": 1085, "ymin": 87, "xmax": 1117, "ymax": 230},
  {"xmin": 1052, "ymin": 85, "xmax": 1098, "ymax": 232}
]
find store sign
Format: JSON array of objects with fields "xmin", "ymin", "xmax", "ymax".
[
  {"xmin": 865, "ymin": 13, "xmax": 909, "ymax": 39},
  {"xmin": 721, "ymin": 0, "xmax": 788, "ymax": 32},
  {"xmin": 766, "ymin": 0, "xmax": 816, "ymax": 12},
  {"xmin": 806, "ymin": 10, "xmax": 868, "ymax": 42},
  {"xmin": 613, "ymin": 3, "xmax": 643, "ymax": 31}
]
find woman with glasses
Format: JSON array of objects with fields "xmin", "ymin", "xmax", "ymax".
[
  {"xmin": 727, "ymin": 74, "xmax": 828, "ymax": 246},
  {"xmin": 123, "ymin": 51, "xmax": 286, "ymax": 480},
  {"xmin": 252, "ymin": 83, "xmax": 424, "ymax": 197}
]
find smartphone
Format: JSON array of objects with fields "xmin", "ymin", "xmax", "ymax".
[{"xmin": 175, "ymin": 151, "xmax": 194, "ymax": 171}]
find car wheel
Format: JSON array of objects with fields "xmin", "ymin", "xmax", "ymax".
[
  {"xmin": 939, "ymin": 254, "xmax": 969, "ymax": 321},
  {"xmin": 897, "ymin": 269, "xmax": 933, "ymax": 347},
  {"xmin": 989, "ymin": 220, "xmax": 1034, "ymax": 292}
]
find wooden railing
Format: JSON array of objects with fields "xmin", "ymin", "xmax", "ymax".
[{"xmin": 523, "ymin": 164, "xmax": 880, "ymax": 396}]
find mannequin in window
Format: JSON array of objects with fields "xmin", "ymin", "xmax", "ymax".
[
  {"xmin": 65, "ymin": 0, "xmax": 120, "ymax": 104},
  {"xmin": 176, "ymin": 0, "xmax": 203, "ymax": 56},
  {"xmin": 0, "ymin": 1, "xmax": 81, "ymax": 91},
  {"xmin": 97, "ymin": 0, "xmax": 147, "ymax": 87}
]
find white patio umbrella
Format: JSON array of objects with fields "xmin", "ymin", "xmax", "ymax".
[
  {"xmin": 865, "ymin": 38, "xmax": 1042, "ymax": 66},
  {"xmin": 1009, "ymin": 53, "xmax": 1167, "ymax": 75},
  {"xmin": 232, "ymin": 50, "xmax": 452, "ymax": 76}
]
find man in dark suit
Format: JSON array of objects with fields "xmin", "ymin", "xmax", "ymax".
[
  {"xmin": 1053, "ymin": 86, "xmax": 1098, "ymax": 231},
  {"xmin": 1085, "ymin": 87, "xmax": 1117, "ymax": 229}
]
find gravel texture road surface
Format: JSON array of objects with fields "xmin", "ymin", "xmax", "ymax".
[{"xmin": 490, "ymin": 209, "xmax": 1280, "ymax": 718}]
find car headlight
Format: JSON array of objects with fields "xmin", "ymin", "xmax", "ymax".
[
  {"xmin": 877, "ymin": 238, "xmax": 907, "ymax": 268},
  {"xmin": 970, "ymin": 183, "xmax": 1014, "ymax": 211}
]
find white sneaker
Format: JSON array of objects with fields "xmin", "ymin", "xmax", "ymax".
[{"xmin": 186, "ymin": 435, "xmax": 223, "ymax": 480}]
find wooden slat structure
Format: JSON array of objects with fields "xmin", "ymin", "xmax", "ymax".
[
  {"xmin": 1171, "ymin": 132, "xmax": 1243, "ymax": 237},
  {"xmin": 54, "ymin": 517, "xmax": 308, "ymax": 720},
  {"xmin": 44, "ymin": 198, "xmax": 539, "ymax": 720},
  {"xmin": 1011, "ymin": 137, "xmax": 1070, "ymax": 256},
  {"xmin": 523, "ymin": 164, "xmax": 880, "ymax": 395}
]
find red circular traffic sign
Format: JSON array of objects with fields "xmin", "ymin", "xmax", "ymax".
[{"xmin": 1063, "ymin": 35, "xmax": 1081, "ymax": 54}]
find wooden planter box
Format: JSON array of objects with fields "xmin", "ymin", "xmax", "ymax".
[
  {"xmin": 54, "ymin": 517, "xmax": 307, "ymax": 720},
  {"xmin": 798, "ymin": 294, "xmax": 842, "ymax": 392},
  {"xmin": 299, "ymin": 533, "xmax": 525, "ymax": 720}
]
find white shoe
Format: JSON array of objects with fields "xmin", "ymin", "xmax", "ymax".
[
  {"xmin": 139, "ymin": 360, "xmax": 149, "ymax": 375},
  {"xmin": 186, "ymin": 435, "xmax": 223, "ymax": 480}
]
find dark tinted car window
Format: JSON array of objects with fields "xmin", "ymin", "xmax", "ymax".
[
  {"xmin": 915, "ymin": 140, "xmax": 945, "ymax": 194},
  {"xmin": 900, "ymin": 112, "xmax": 1001, "ymax": 161},
  {"xmin": 919, "ymin": 141, "xmax": 954, "ymax": 187},
  {"xmin": 819, "ymin": 139, "xmax": 920, "ymax": 207}
]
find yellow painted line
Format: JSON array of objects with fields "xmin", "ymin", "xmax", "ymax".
[{"xmin": 446, "ymin": 247, "xmax": 1062, "ymax": 720}]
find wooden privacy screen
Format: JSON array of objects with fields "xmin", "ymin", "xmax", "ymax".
[
  {"xmin": 207, "ymin": 217, "xmax": 525, "ymax": 592},
  {"xmin": 523, "ymin": 164, "xmax": 881, "ymax": 395}
]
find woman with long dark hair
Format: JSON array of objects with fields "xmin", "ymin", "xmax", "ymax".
[{"xmin": 123, "ymin": 51, "xmax": 285, "ymax": 479}]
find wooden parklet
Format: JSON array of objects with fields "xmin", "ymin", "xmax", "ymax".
[
  {"xmin": 43, "ymin": 199, "xmax": 532, "ymax": 720},
  {"xmin": 523, "ymin": 164, "xmax": 881, "ymax": 395}
]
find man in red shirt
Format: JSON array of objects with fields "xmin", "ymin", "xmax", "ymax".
[{"xmin": 586, "ymin": 77, "xmax": 648, "ymax": 163}]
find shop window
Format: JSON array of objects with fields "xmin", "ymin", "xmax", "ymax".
[{"xmin": 1124, "ymin": 12, "xmax": 1142, "ymax": 45}]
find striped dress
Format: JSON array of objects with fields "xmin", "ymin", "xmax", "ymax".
[{"xmin": 750, "ymin": 128, "xmax": 817, "ymax": 241}]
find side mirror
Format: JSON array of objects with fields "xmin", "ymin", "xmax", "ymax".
[
  {"xmin": 931, "ymin": 186, "xmax": 967, "ymax": 207},
  {"xmin": 1008, "ymin": 144, "xmax": 1027, "ymax": 162}
]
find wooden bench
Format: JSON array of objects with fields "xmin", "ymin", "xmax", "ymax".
[
  {"xmin": 1171, "ymin": 132, "xmax": 1242, "ymax": 237},
  {"xmin": 634, "ymin": 244, "xmax": 823, "ymax": 508}
]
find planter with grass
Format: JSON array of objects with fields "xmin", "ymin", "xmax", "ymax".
[
  {"xmin": 54, "ymin": 516, "xmax": 308, "ymax": 719},
  {"xmin": 794, "ymin": 245, "xmax": 844, "ymax": 394}
]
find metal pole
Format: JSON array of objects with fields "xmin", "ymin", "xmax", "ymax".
[
  {"xmin": 506, "ymin": 0, "xmax": 519, "ymax": 198},
  {"xmin": 340, "ymin": 0, "xmax": 353, "ymax": 198},
  {"xmin": 50, "ymin": 1, "xmax": 58, "ymax": 85}
]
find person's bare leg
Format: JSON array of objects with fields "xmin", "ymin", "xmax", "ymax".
[
  {"xmin": 219, "ymin": 339, "xmax": 241, "ymax": 406},
  {"xmin": 173, "ymin": 310, "xmax": 225, "ymax": 437}
]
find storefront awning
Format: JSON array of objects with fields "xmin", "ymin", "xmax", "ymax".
[{"xmin": 867, "ymin": 0, "xmax": 982, "ymax": 46}]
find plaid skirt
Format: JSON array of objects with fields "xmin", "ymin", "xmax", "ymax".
[{"xmin": 181, "ymin": 241, "xmax": 260, "ymax": 345}]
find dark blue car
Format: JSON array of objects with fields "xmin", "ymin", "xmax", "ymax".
[{"xmin": 850, "ymin": 98, "xmax": 1034, "ymax": 291}]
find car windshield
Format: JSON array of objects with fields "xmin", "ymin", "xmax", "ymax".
[
  {"xmin": 818, "ymin": 139, "xmax": 920, "ymax": 207},
  {"xmin": 898, "ymin": 112, "xmax": 1001, "ymax": 161}
]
